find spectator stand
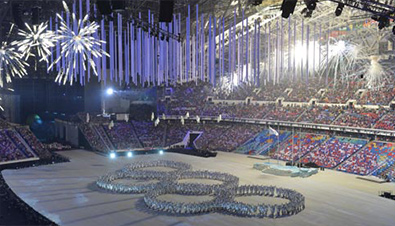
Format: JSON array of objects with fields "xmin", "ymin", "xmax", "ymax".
[
  {"xmin": 374, "ymin": 112, "xmax": 395, "ymax": 130},
  {"xmin": 235, "ymin": 130, "xmax": 291, "ymax": 155},
  {"xmin": 15, "ymin": 127, "xmax": 51, "ymax": 159},
  {"xmin": 337, "ymin": 141, "xmax": 395, "ymax": 175},
  {"xmin": 270, "ymin": 133, "xmax": 328, "ymax": 162},
  {"xmin": 301, "ymin": 136, "xmax": 368, "ymax": 169}
]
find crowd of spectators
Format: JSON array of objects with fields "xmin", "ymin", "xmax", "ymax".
[
  {"xmin": 5, "ymin": 130, "xmax": 34, "ymax": 159},
  {"xmin": 131, "ymin": 120, "xmax": 165, "ymax": 148},
  {"xmin": 297, "ymin": 106, "xmax": 342, "ymax": 124},
  {"xmin": 301, "ymin": 137, "xmax": 367, "ymax": 168},
  {"xmin": 338, "ymin": 141, "xmax": 395, "ymax": 175},
  {"xmin": 105, "ymin": 123, "xmax": 142, "ymax": 149},
  {"xmin": 374, "ymin": 113, "xmax": 395, "ymax": 130},
  {"xmin": 206, "ymin": 124, "xmax": 263, "ymax": 152},
  {"xmin": 94, "ymin": 125, "xmax": 115, "ymax": 150},
  {"xmin": 79, "ymin": 123, "xmax": 107, "ymax": 152},
  {"xmin": 283, "ymin": 78, "xmax": 325, "ymax": 102},
  {"xmin": 16, "ymin": 127, "xmax": 52, "ymax": 159},
  {"xmin": 320, "ymin": 81, "xmax": 364, "ymax": 104},
  {"xmin": 0, "ymin": 131, "xmax": 26, "ymax": 162},
  {"xmin": 333, "ymin": 108, "xmax": 386, "ymax": 128},
  {"xmin": 264, "ymin": 106, "xmax": 305, "ymax": 122},
  {"xmin": 271, "ymin": 133, "xmax": 327, "ymax": 162},
  {"xmin": 358, "ymin": 78, "xmax": 395, "ymax": 105}
]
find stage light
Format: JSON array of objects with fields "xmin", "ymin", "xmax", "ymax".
[
  {"xmin": 127, "ymin": 151, "xmax": 133, "ymax": 158},
  {"xmin": 335, "ymin": 3, "xmax": 344, "ymax": 16},
  {"xmin": 378, "ymin": 16, "xmax": 389, "ymax": 30},
  {"xmin": 159, "ymin": 150, "xmax": 164, "ymax": 155},
  {"xmin": 305, "ymin": 0, "xmax": 317, "ymax": 11},
  {"xmin": 281, "ymin": 0, "xmax": 298, "ymax": 19},
  {"xmin": 249, "ymin": 0, "xmax": 263, "ymax": 6},
  {"xmin": 106, "ymin": 88, "xmax": 114, "ymax": 95},
  {"xmin": 109, "ymin": 152, "xmax": 116, "ymax": 159}
]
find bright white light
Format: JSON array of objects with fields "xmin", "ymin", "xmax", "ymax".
[
  {"xmin": 127, "ymin": 151, "xmax": 133, "ymax": 158},
  {"xmin": 12, "ymin": 22, "xmax": 57, "ymax": 62},
  {"xmin": 0, "ymin": 25, "xmax": 29, "ymax": 87},
  {"xmin": 159, "ymin": 150, "xmax": 164, "ymax": 155},
  {"xmin": 106, "ymin": 88, "xmax": 114, "ymax": 95},
  {"xmin": 109, "ymin": 152, "xmax": 116, "ymax": 159},
  {"xmin": 48, "ymin": 1, "xmax": 109, "ymax": 85},
  {"xmin": 331, "ymin": 40, "xmax": 346, "ymax": 55}
]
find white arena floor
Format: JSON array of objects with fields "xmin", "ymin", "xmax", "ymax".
[{"xmin": 2, "ymin": 150, "xmax": 395, "ymax": 226}]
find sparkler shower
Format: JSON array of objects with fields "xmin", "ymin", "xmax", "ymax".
[
  {"xmin": 48, "ymin": 1, "xmax": 109, "ymax": 85},
  {"xmin": 12, "ymin": 22, "xmax": 57, "ymax": 63},
  {"xmin": 0, "ymin": 25, "xmax": 29, "ymax": 87}
]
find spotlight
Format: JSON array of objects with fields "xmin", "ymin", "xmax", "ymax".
[
  {"xmin": 127, "ymin": 151, "xmax": 133, "ymax": 158},
  {"xmin": 335, "ymin": 3, "xmax": 344, "ymax": 17},
  {"xmin": 281, "ymin": 0, "xmax": 298, "ymax": 19},
  {"xmin": 249, "ymin": 0, "xmax": 263, "ymax": 6},
  {"xmin": 305, "ymin": 0, "xmax": 317, "ymax": 11},
  {"xmin": 106, "ymin": 88, "xmax": 114, "ymax": 95},
  {"xmin": 378, "ymin": 16, "xmax": 390, "ymax": 30},
  {"xmin": 109, "ymin": 152, "xmax": 116, "ymax": 159},
  {"xmin": 159, "ymin": 150, "xmax": 164, "ymax": 155}
]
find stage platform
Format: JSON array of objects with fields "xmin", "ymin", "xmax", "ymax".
[{"xmin": 2, "ymin": 150, "xmax": 395, "ymax": 226}]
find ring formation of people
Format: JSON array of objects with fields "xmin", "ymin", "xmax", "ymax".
[{"xmin": 96, "ymin": 160, "xmax": 306, "ymax": 218}]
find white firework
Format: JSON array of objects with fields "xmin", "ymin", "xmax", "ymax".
[
  {"xmin": 12, "ymin": 22, "xmax": 57, "ymax": 63},
  {"xmin": 0, "ymin": 25, "xmax": 29, "ymax": 87},
  {"xmin": 364, "ymin": 56, "xmax": 386, "ymax": 90},
  {"xmin": 48, "ymin": 2, "xmax": 109, "ymax": 85}
]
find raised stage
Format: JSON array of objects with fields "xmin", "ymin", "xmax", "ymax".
[{"xmin": 2, "ymin": 150, "xmax": 395, "ymax": 226}]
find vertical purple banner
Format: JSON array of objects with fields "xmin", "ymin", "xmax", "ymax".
[
  {"xmin": 246, "ymin": 17, "xmax": 249, "ymax": 82},
  {"xmin": 326, "ymin": 29, "xmax": 329, "ymax": 85},
  {"xmin": 101, "ymin": 19, "xmax": 107, "ymax": 83},
  {"xmin": 196, "ymin": 4, "xmax": 199, "ymax": 82},
  {"xmin": 201, "ymin": 14, "xmax": 205, "ymax": 82},
  {"xmin": 306, "ymin": 25, "xmax": 309, "ymax": 85},
  {"xmin": 221, "ymin": 18, "xmax": 225, "ymax": 80},
  {"xmin": 186, "ymin": 5, "xmax": 190, "ymax": 82},
  {"xmin": 288, "ymin": 17, "xmax": 291, "ymax": 78},
  {"xmin": 293, "ymin": 20, "xmax": 296, "ymax": 81},
  {"xmin": 118, "ymin": 13, "xmax": 124, "ymax": 85},
  {"xmin": 275, "ymin": 21, "xmax": 278, "ymax": 85},
  {"xmin": 301, "ymin": 19, "xmax": 304, "ymax": 81},
  {"xmin": 268, "ymin": 24, "xmax": 271, "ymax": 84},
  {"xmin": 208, "ymin": 16, "xmax": 212, "ymax": 84},
  {"xmin": 313, "ymin": 23, "xmax": 316, "ymax": 79},
  {"xmin": 257, "ymin": 23, "xmax": 261, "ymax": 87},
  {"xmin": 213, "ymin": 17, "xmax": 216, "ymax": 87}
]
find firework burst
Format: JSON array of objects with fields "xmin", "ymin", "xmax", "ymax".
[
  {"xmin": 12, "ymin": 22, "xmax": 57, "ymax": 63},
  {"xmin": 0, "ymin": 25, "xmax": 29, "ymax": 87},
  {"xmin": 48, "ymin": 1, "xmax": 109, "ymax": 85}
]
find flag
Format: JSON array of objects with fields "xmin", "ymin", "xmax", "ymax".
[{"xmin": 268, "ymin": 126, "xmax": 279, "ymax": 136}]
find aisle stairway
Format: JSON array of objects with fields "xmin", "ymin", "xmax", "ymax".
[{"xmin": 5, "ymin": 130, "xmax": 36, "ymax": 158}]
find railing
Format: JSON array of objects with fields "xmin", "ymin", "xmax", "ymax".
[{"xmin": 160, "ymin": 115, "xmax": 395, "ymax": 137}]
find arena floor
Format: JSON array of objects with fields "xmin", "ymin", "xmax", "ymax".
[{"xmin": 2, "ymin": 150, "xmax": 395, "ymax": 226}]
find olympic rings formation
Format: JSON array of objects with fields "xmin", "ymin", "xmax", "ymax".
[{"xmin": 96, "ymin": 160, "xmax": 305, "ymax": 218}]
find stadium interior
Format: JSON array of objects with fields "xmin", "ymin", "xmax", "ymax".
[{"xmin": 0, "ymin": 0, "xmax": 395, "ymax": 226}]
